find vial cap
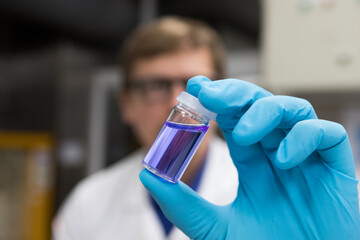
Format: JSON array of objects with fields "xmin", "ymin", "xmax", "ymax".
[{"xmin": 176, "ymin": 91, "xmax": 217, "ymax": 121}]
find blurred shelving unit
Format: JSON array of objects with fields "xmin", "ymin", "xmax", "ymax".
[{"xmin": 0, "ymin": 132, "xmax": 54, "ymax": 240}]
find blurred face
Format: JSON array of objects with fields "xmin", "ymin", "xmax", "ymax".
[{"xmin": 121, "ymin": 47, "xmax": 216, "ymax": 150}]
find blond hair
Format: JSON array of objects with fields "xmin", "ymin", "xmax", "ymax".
[{"xmin": 120, "ymin": 16, "xmax": 226, "ymax": 88}]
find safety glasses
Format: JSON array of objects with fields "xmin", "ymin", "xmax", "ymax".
[{"xmin": 127, "ymin": 76, "xmax": 190, "ymax": 103}]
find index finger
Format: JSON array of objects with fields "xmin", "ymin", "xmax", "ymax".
[{"xmin": 187, "ymin": 76, "xmax": 272, "ymax": 116}]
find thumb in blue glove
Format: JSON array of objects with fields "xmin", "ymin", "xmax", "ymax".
[{"xmin": 140, "ymin": 76, "xmax": 360, "ymax": 239}]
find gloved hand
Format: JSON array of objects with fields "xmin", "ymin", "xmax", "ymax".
[{"xmin": 139, "ymin": 76, "xmax": 360, "ymax": 239}]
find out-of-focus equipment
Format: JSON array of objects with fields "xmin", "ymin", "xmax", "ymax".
[{"xmin": 262, "ymin": 0, "xmax": 360, "ymax": 93}]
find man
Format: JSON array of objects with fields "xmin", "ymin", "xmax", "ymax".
[{"xmin": 53, "ymin": 16, "xmax": 238, "ymax": 239}]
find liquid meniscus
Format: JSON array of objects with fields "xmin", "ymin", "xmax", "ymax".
[{"xmin": 143, "ymin": 121, "xmax": 209, "ymax": 183}]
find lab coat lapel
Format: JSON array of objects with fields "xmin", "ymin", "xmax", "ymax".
[
  {"xmin": 121, "ymin": 152, "xmax": 166, "ymax": 239},
  {"xmin": 195, "ymin": 138, "xmax": 238, "ymax": 205}
]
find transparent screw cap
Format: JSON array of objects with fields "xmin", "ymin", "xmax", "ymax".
[{"xmin": 176, "ymin": 91, "xmax": 217, "ymax": 122}]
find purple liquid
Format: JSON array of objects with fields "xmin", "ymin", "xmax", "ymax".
[{"xmin": 143, "ymin": 121, "xmax": 209, "ymax": 183}]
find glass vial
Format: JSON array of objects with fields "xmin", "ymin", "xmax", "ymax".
[{"xmin": 143, "ymin": 91, "xmax": 217, "ymax": 183}]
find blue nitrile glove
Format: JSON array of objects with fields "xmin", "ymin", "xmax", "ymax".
[{"xmin": 139, "ymin": 76, "xmax": 360, "ymax": 239}]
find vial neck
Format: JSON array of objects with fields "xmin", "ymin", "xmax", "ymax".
[{"xmin": 177, "ymin": 103, "xmax": 209, "ymax": 125}]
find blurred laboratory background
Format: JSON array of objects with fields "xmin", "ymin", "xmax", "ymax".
[{"xmin": 0, "ymin": 0, "xmax": 359, "ymax": 239}]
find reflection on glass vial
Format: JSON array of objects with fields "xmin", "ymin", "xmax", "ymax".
[{"xmin": 142, "ymin": 91, "xmax": 216, "ymax": 183}]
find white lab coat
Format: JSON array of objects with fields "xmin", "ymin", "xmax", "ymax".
[{"xmin": 53, "ymin": 137, "xmax": 238, "ymax": 240}]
